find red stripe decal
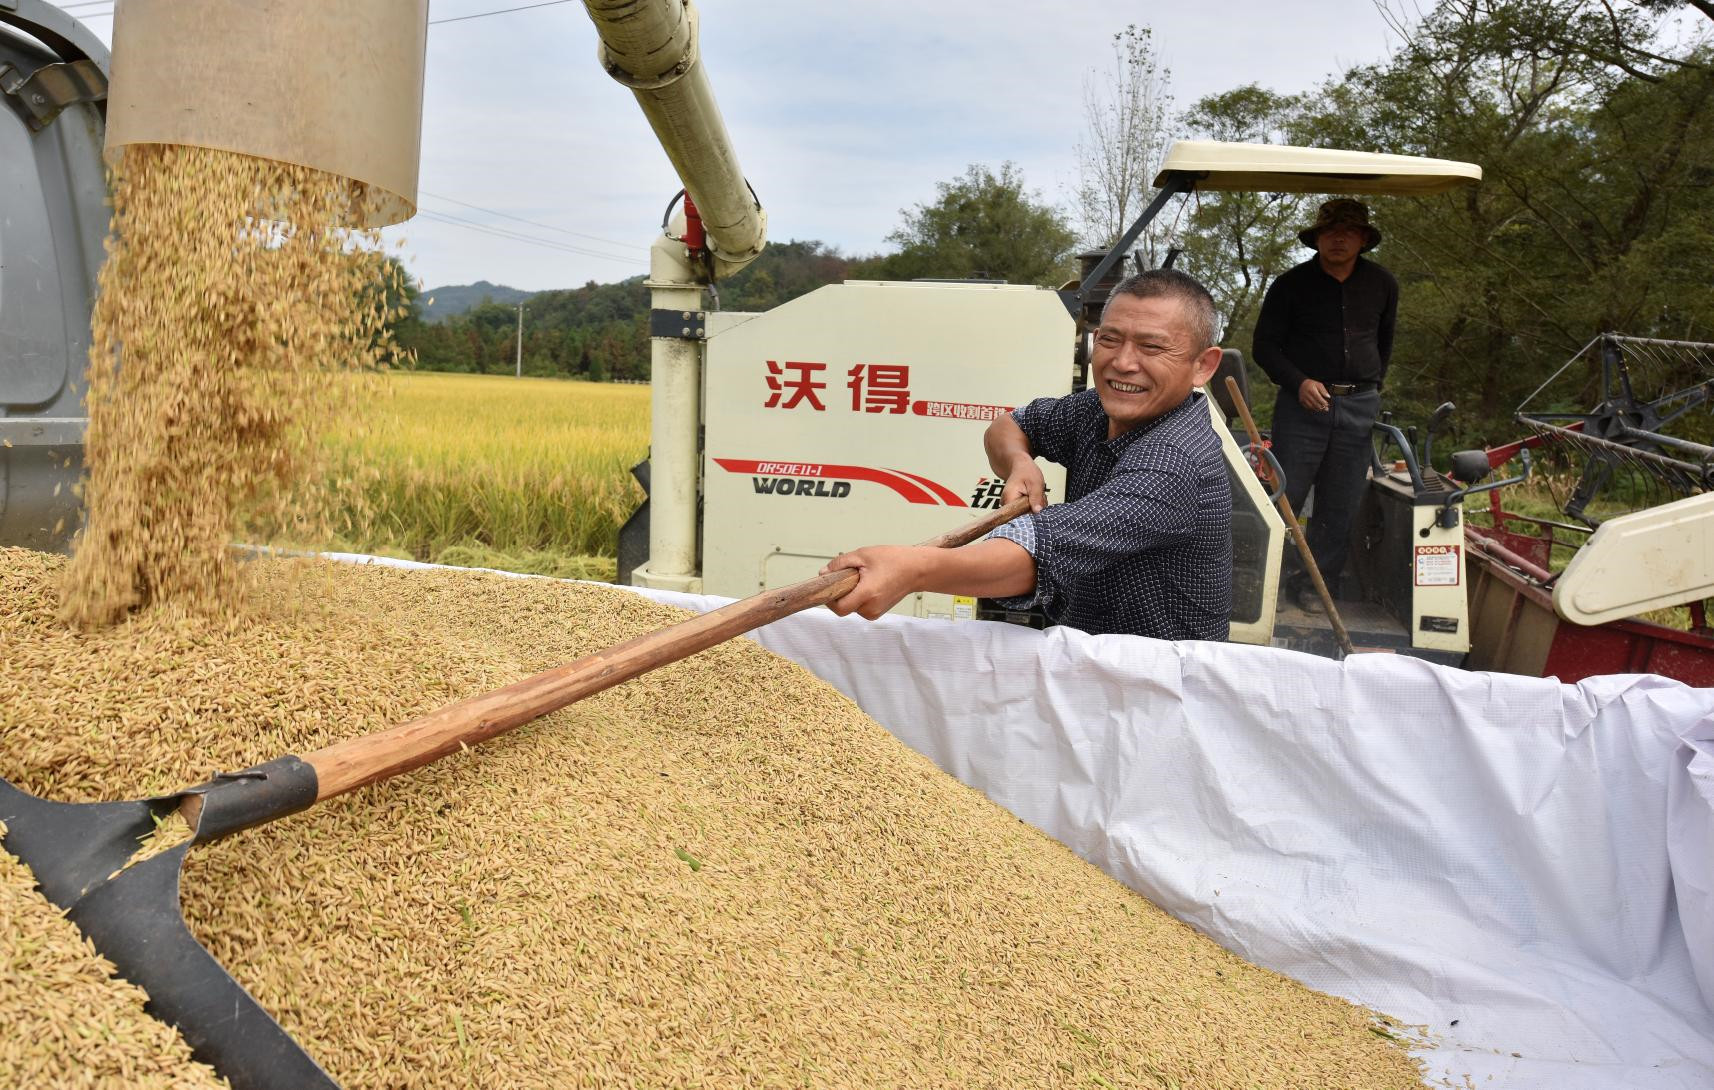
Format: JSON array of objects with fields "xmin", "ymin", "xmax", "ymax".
[
  {"xmin": 714, "ymin": 458, "xmax": 946, "ymax": 505},
  {"xmin": 887, "ymin": 468, "xmax": 967, "ymax": 507}
]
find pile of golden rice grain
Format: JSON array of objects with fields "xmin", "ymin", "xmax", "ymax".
[
  {"xmin": 1, "ymin": 549, "xmax": 1426, "ymax": 1089},
  {"xmin": 59, "ymin": 144, "xmax": 399, "ymax": 629}
]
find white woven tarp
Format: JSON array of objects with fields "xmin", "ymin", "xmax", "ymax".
[
  {"xmin": 333, "ymin": 556, "xmax": 1714, "ymax": 1088},
  {"xmin": 635, "ymin": 587, "xmax": 1714, "ymax": 1090}
]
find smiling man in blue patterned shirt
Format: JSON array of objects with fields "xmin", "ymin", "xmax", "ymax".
[{"xmin": 824, "ymin": 269, "xmax": 1232, "ymax": 641}]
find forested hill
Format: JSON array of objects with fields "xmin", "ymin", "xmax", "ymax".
[
  {"xmin": 419, "ymin": 280, "xmax": 534, "ymax": 322},
  {"xmin": 397, "ymin": 241, "xmax": 859, "ymax": 381}
]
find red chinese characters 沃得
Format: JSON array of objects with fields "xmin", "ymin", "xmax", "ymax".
[
  {"xmin": 763, "ymin": 360, "xmax": 828, "ymax": 411},
  {"xmin": 847, "ymin": 364, "xmax": 911, "ymax": 414}
]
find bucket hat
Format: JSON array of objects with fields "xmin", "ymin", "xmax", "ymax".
[{"xmin": 1298, "ymin": 198, "xmax": 1381, "ymax": 251}]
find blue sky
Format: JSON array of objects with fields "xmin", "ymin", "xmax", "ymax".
[{"xmin": 77, "ymin": 1, "xmax": 1410, "ymax": 291}]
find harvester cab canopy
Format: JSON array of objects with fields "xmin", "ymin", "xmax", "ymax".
[
  {"xmin": 1071, "ymin": 139, "xmax": 1482, "ymax": 310},
  {"xmin": 1152, "ymin": 139, "xmax": 1483, "ymax": 195}
]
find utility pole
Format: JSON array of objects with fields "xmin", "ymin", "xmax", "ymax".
[{"xmin": 515, "ymin": 303, "xmax": 525, "ymax": 378}]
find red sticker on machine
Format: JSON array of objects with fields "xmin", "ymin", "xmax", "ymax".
[
  {"xmin": 912, "ymin": 400, "xmax": 1013, "ymax": 421},
  {"xmin": 1414, "ymin": 544, "xmax": 1461, "ymax": 587}
]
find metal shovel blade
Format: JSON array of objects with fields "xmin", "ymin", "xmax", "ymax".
[{"xmin": 0, "ymin": 768, "xmax": 338, "ymax": 1090}]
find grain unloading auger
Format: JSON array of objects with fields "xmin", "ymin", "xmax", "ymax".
[{"xmin": 0, "ymin": 499, "xmax": 1029, "ymax": 1090}]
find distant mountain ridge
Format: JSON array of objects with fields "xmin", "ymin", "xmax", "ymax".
[
  {"xmin": 420, "ymin": 280, "xmax": 537, "ymax": 322},
  {"xmin": 399, "ymin": 242, "xmax": 858, "ymax": 380}
]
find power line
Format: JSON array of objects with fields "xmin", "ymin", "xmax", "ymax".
[
  {"xmin": 415, "ymin": 206, "xmax": 638, "ymax": 262},
  {"xmin": 414, "ymin": 210, "xmax": 622, "ymax": 259},
  {"xmin": 419, "ymin": 190, "xmax": 638, "ymax": 251},
  {"xmin": 413, "ymin": 209, "xmax": 641, "ymax": 265},
  {"xmin": 429, "ymin": 0, "xmax": 578, "ymax": 25}
]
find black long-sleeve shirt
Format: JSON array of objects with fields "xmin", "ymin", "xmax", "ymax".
[{"xmin": 1252, "ymin": 257, "xmax": 1398, "ymax": 393}]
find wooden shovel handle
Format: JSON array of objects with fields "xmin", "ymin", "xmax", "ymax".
[
  {"xmin": 1224, "ymin": 376, "xmax": 1357, "ymax": 656},
  {"xmin": 305, "ymin": 497, "xmax": 1034, "ymax": 800}
]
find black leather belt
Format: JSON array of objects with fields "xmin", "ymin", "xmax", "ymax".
[{"xmin": 1327, "ymin": 382, "xmax": 1378, "ymax": 396}]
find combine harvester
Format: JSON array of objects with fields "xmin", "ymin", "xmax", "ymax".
[{"xmin": 1, "ymin": 0, "xmax": 1710, "ymax": 1087}]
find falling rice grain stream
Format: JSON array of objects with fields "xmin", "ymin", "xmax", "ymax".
[{"xmin": 59, "ymin": 144, "xmax": 402, "ymax": 628}]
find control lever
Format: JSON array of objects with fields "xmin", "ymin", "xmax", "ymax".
[
  {"xmin": 1439, "ymin": 448, "xmax": 1533, "ymax": 528},
  {"xmin": 1422, "ymin": 402, "xmax": 1456, "ymax": 471}
]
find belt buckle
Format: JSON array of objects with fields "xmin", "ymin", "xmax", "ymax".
[{"xmin": 1328, "ymin": 383, "xmax": 1356, "ymax": 396}]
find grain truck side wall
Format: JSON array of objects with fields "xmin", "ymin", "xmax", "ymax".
[{"xmin": 0, "ymin": 4, "xmax": 110, "ymax": 552}]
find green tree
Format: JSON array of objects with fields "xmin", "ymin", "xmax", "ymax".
[
  {"xmin": 855, "ymin": 163, "xmax": 1078, "ymax": 287},
  {"xmin": 1285, "ymin": 0, "xmax": 1714, "ymax": 440},
  {"xmin": 394, "ymin": 243, "xmax": 867, "ymax": 380},
  {"xmin": 1073, "ymin": 24, "xmax": 1174, "ymax": 258},
  {"xmin": 462, "ymin": 301, "xmax": 522, "ymax": 376},
  {"xmin": 721, "ymin": 239, "xmax": 856, "ymax": 309}
]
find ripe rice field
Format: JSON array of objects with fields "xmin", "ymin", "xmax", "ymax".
[{"xmin": 326, "ymin": 372, "xmax": 648, "ymax": 578}]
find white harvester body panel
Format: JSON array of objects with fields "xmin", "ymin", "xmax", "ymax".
[
  {"xmin": 1554, "ymin": 490, "xmax": 1714, "ymax": 625},
  {"xmin": 1352, "ymin": 467, "xmax": 1473, "ymax": 655},
  {"xmin": 700, "ymin": 280, "xmax": 1072, "ymax": 620},
  {"xmin": 1221, "ymin": 397, "xmax": 1284, "ymax": 645}
]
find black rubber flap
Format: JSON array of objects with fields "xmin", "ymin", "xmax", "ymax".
[
  {"xmin": 0, "ymin": 756, "xmax": 334, "ymax": 1089},
  {"xmin": 0, "ymin": 777, "xmax": 174, "ymax": 906},
  {"xmin": 70, "ymin": 843, "xmax": 340, "ymax": 1089}
]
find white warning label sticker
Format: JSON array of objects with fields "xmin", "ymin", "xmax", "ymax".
[{"xmin": 1414, "ymin": 544, "xmax": 1462, "ymax": 587}]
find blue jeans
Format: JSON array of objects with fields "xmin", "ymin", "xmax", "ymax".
[{"xmin": 1271, "ymin": 388, "xmax": 1381, "ymax": 593}]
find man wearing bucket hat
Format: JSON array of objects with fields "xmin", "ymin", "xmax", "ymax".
[{"xmin": 1252, "ymin": 198, "xmax": 1398, "ymax": 614}]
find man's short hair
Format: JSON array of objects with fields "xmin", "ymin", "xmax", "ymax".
[{"xmin": 1102, "ymin": 269, "xmax": 1220, "ymax": 353}]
